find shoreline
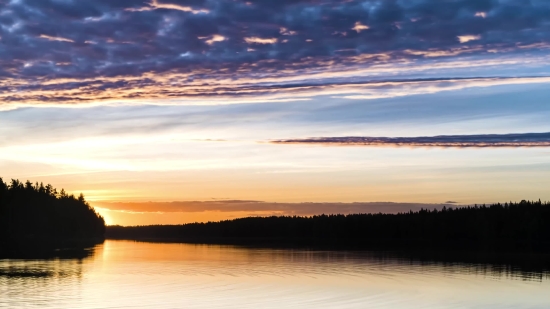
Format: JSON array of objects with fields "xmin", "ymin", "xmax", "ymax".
[
  {"xmin": 0, "ymin": 237, "xmax": 105, "ymax": 259},
  {"xmin": 105, "ymin": 236, "xmax": 550, "ymax": 254}
]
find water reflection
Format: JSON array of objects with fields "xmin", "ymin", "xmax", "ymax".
[
  {"xmin": 0, "ymin": 245, "xmax": 97, "ymax": 260},
  {"xmin": 361, "ymin": 251, "xmax": 550, "ymax": 282},
  {"xmin": 0, "ymin": 261, "xmax": 84, "ymax": 279},
  {"xmin": 0, "ymin": 247, "xmax": 93, "ymax": 279},
  {"xmin": 101, "ymin": 241, "xmax": 550, "ymax": 281},
  {"xmin": 1, "ymin": 240, "xmax": 550, "ymax": 309}
]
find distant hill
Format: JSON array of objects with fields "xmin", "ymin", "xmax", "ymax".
[
  {"xmin": 107, "ymin": 200, "xmax": 550, "ymax": 252},
  {"xmin": 0, "ymin": 178, "xmax": 105, "ymax": 257}
]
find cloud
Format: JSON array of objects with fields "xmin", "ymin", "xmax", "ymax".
[
  {"xmin": 244, "ymin": 37, "xmax": 278, "ymax": 44},
  {"xmin": 94, "ymin": 200, "xmax": 458, "ymax": 215},
  {"xmin": 1, "ymin": 0, "xmax": 550, "ymax": 106},
  {"xmin": 2, "ymin": 73, "xmax": 550, "ymax": 109},
  {"xmin": 271, "ymin": 132, "xmax": 550, "ymax": 148},
  {"xmin": 203, "ymin": 34, "xmax": 226, "ymax": 45},
  {"xmin": 279, "ymin": 27, "xmax": 297, "ymax": 36},
  {"xmin": 475, "ymin": 12, "xmax": 487, "ymax": 18},
  {"xmin": 127, "ymin": 0, "xmax": 209, "ymax": 14},
  {"xmin": 38, "ymin": 35, "xmax": 75, "ymax": 43},
  {"xmin": 351, "ymin": 22, "xmax": 369, "ymax": 33},
  {"xmin": 458, "ymin": 35, "xmax": 481, "ymax": 43}
]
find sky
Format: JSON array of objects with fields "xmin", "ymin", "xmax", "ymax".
[{"xmin": 1, "ymin": 0, "xmax": 550, "ymax": 225}]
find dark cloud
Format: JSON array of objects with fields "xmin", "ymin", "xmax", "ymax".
[
  {"xmin": 1, "ymin": 0, "xmax": 550, "ymax": 104},
  {"xmin": 94, "ymin": 200, "xmax": 457, "ymax": 215},
  {"xmin": 272, "ymin": 132, "xmax": 550, "ymax": 148}
]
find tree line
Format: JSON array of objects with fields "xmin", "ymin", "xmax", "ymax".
[
  {"xmin": 107, "ymin": 200, "xmax": 550, "ymax": 252},
  {"xmin": 0, "ymin": 178, "xmax": 106, "ymax": 255}
]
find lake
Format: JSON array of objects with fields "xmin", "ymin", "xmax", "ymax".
[{"xmin": 1, "ymin": 240, "xmax": 549, "ymax": 308}]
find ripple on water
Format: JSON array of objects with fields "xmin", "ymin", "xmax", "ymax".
[{"xmin": 1, "ymin": 240, "xmax": 550, "ymax": 309}]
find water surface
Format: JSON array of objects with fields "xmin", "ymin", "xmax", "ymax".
[{"xmin": 1, "ymin": 240, "xmax": 549, "ymax": 308}]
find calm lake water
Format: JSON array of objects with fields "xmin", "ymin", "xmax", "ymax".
[{"xmin": 1, "ymin": 240, "xmax": 550, "ymax": 308}]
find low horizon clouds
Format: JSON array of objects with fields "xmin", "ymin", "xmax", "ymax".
[
  {"xmin": 272, "ymin": 133, "xmax": 550, "ymax": 148},
  {"xmin": 94, "ymin": 200, "xmax": 460, "ymax": 216},
  {"xmin": 1, "ymin": 0, "xmax": 550, "ymax": 107}
]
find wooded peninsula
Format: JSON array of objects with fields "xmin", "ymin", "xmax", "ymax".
[
  {"xmin": 107, "ymin": 200, "xmax": 550, "ymax": 252},
  {"xmin": 0, "ymin": 178, "xmax": 106, "ymax": 257}
]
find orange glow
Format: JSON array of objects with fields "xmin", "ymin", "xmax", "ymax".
[{"xmin": 96, "ymin": 208, "xmax": 277, "ymax": 226}]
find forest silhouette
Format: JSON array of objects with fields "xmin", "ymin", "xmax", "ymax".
[
  {"xmin": 0, "ymin": 178, "xmax": 105, "ymax": 257},
  {"xmin": 107, "ymin": 200, "xmax": 550, "ymax": 252},
  {"xmin": 1, "ymin": 176, "xmax": 549, "ymax": 254}
]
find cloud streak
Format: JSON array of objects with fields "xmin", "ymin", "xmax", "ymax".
[
  {"xmin": 272, "ymin": 133, "xmax": 550, "ymax": 148},
  {"xmin": 38, "ymin": 35, "xmax": 75, "ymax": 43},
  {"xmin": 0, "ymin": 0, "xmax": 550, "ymax": 106},
  {"xmin": 94, "ymin": 200, "xmax": 458, "ymax": 216},
  {"xmin": 2, "ymin": 73, "xmax": 550, "ymax": 109}
]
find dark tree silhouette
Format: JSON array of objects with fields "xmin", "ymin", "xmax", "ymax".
[
  {"xmin": 0, "ymin": 178, "xmax": 105, "ymax": 256},
  {"xmin": 107, "ymin": 200, "xmax": 550, "ymax": 252}
]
